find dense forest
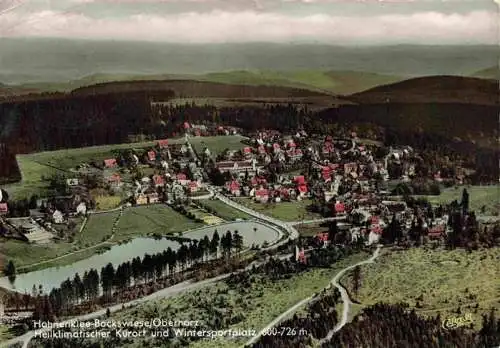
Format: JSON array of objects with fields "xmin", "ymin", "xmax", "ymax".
[{"xmin": 0, "ymin": 77, "xmax": 498, "ymax": 183}]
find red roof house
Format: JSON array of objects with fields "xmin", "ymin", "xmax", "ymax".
[
  {"xmin": 258, "ymin": 145, "xmax": 266, "ymax": 154},
  {"xmin": 226, "ymin": 181, "xmax": 241, "ymax": 195},
  {"xmin": 428, "ymin": 225, "xmax": 445, "ymax": 239},
  {"xmin": 255, "ymin": 188, "xmax": 269, "ymax": 202},
  {"xmin": 298, "ymin": 184, "xmax": 308, "ymax": 195},
  {"xmin": 157, "ymin": 139, "xmax": 169, "ymax": 148},
  {"xmin": 243, "ymin": 147, "xmax": 252, "ymax": 154},
  {"xmin": 334, "ymin": 202, "xmax": 345, "ymax": 214},
  {"xmin": 104, "ymin": 159, "xmax": 117, "ymax": 168},
  {"xmin": 183, "ymin": 122, "xmax": 191, "ymax": 129},
  {"xmin": 316, "ymin": 232, "xmax": 329, "ymax": 242},
  {"xmin": 107, "ymin": 173, "xmax": 121, "ymax": 183},
  {"xmin": 322, "ymin": 167, "xmax": 332, "ymax": 181},
  {"xmin": 0, "ymin": 203, "xmax": 8, "ymax": 214},
  {"xmin": 148, "ymin": 150, "xmax": 156, "ymax": 161},
  {"xmin": 176, "ymin": 173, "xmax": 187, "ymax": 181},
  {"xmin": 294, "ymin": 176, "xmax": 306, "ymax": 185},
  {"xmin": 188, "ymin": 181, "xmax": 199, "ymax": 192},
  {"xmin": 153, "ymin": 174, "xmax": 165, "ymax": 187}
]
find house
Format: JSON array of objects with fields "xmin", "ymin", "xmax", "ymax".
[
  {"xmin": 148, "ymin": 150, "xmax": 156, "ymax": 162},
  {"xmin": 322, "ymin": 142, "xmax": 334, "ymax": 154},
  {"xmin": 344, "ymin": 162, "xmax": 358, "ymax": 175},
  {"xmin": 257, "ymin": 145, "xmax": 267, "ymax": 154},
  {"xmin": 428, "ymin": 225, "xmax": 445, "ymax": 239},
  {"xmin": 104, "ymin": 159, "xmax": 117, "ymax": 168},
  {"xmin": 76, "ymin": 202, "xmax": 87, "ymax": 215},
  {"xmin": 66, "ymin": 178, "xmax": 79, "ymax": 186},
  {"xmin": 176, "ymin": 173, "xmax": 190, "ymax": 186},
  {"xmin": 255, "ymin": 188, "xmax": 269, "ymax": 203},
  {"xmin": 153, "ymin": 174, "xmax": 165, "ymax": 187},
  {"xmin": 298, "ymin": 184, "xmax": 308, "ymax": 197},
  {"xmin": 226, "ymin": 181, "xmax": 241, "ymax": 196},
  {"xmin": 107, "ymin": 173, "xmax": 122, "ymax": 185},
  {"xmin": 147, "ymin": 192, "xmax": 160, "ymax": 204},
  {"xmin": 243, "ymin": 147, "xmax": 253, "ymax": 157},
  {"xmin": 0, "ymin": 203, "xmax": 8, "ymax": 215},
  {"xmin": 136, "ymin": 193, "xmax": 148, "ymax": 205},
  {"xmin": 188, "ymin": 181, "xmax": 199, "ymax": 193},
  {"xmin": 272, "ymin": 143, "xmax": 281, "ymax": 153},
  {"xmin": 322, "ymin": 166, "xmax": 332, "ymax": 182},
  {"xmin": 316, "ymin": 232, "xmax": 329, "ymax": 242},
  {"xmin": 294, "ymin": 176, "xmax": 306, "ymax": 185},
  {"xmin": 52, "ymin": 210, "xmax": 64, "ymax": 224},
  {"xmin": 217, "ymin": 160, "xmax": 261, "ymax": 175},
  {"xmin": 183, "ymin": 122, "xmax": 191, "ymax": 129},
  {"xmin": 288, "ymin": 148, "xmax": 303, "ymax": 161},
  {"xmin": 367, "ymin": 230, "xmax": 381, "ymax": 245},
  {"xmin": 157, "ymin": 139, "xmax": 169, "ymax": 148},
  {"xmin": 334, "ymin": 201, "xmax": 346, "ymax": 214}
]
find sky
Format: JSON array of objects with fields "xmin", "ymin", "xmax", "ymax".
[{"xmin": 0, "ymin": 0, "xmax": 498, "ymax": 44}]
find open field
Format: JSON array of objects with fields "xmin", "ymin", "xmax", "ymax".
[
  {"xmin": 0, "ymin": 205, "xmax": 202, "ymax": 272},
  {"xmin": 234, "ymin": 198, "xmax": 321, "ymax": 222},
  {"xmin": 197, "ymin": 199, "xmax": 253, "ymax": 221},
  {"xmin": 3, "ymin": 135, "xmax": 246, "ymax": 200},
  {"xmin": 340, "ymin": 247, "xmax": 500, "ymax": 329},
  {"xmin": 115, "ymin": 205, "xmax": 202, "ymax": 240},
  {"xmin": 107, "ymin": 251, "xmax": 370, "ymax": 348},
  {"xmin": 414, "ymin": 185, "xmax": 499, "ymax": 215}
]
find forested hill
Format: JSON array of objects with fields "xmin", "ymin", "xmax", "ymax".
[
  {"xmin": 70, "ymin": 79, "xmax": 329, "ymax": 98},
  {"xmin": 349, "ymin": 76, "xmax": 498, "ymax": 105}
]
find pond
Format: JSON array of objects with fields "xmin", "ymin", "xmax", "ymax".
[{"xmin": 0, "ymin": 221, "xmax": 280, "ymax": 294}]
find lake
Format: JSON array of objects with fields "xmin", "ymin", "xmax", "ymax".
[{"xmin": 0, "ymin": 221, "xmax": 280, "ymax": 294}]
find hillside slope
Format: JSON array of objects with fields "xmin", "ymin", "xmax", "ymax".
[
  {"xmin": 349, "ymin": 76, "xmax": 498, "ymax": 105},
  {"xmin": 471, "ymin": 66, "xmax": 500, "ymax": 80},
  {"xmin": 70, "ymin": 79, "xmax": 329, "ymax": 98}
]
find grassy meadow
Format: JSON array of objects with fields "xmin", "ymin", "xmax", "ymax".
[
  {"xmin": 106, "ymin": 251, "xmax": 370, "ymax": 348},
  {"xmin": 234, "ymin": 197, "xmax": 321, "ymax": 222},
  {"xmin": 4, "ymin": 135, "xmax": 246, "ymax": 200},
  {"xmin": 0, "ymin": 205, "xmax": 202, "ymax": 272},
  {"xmin": 340, "ymin": 247, "xmax": 500, "ymax": 329},
  {"xmin": 415, "ymin": 185, "xmax": 499, "ymax": 216}
]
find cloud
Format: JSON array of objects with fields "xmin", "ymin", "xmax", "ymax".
[{"xmin": 0, "ymin": 9, "xmax": 497, "ymax": 44}]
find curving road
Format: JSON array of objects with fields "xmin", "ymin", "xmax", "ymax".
[
  {"xmin": 245, "ymin": 245, "xmax": 381, "ymax": 347},
  {"xmin": 319, "ymin": 245, "xmax": 382, "ymax": 344},
  {"xmin": 1, "ymin": 192, "xmax": 298, "ymax": 348}
]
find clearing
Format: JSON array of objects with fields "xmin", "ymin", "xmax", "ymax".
[{"xmin": 340, "ymin": 247, "xmax": 500, "ymax": 329}]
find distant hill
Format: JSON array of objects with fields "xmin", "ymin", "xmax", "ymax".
[
  {"xmin": 471, "ymin": 66, "xmax": 500, "ymax": 80},
  {"xmin": 0, "ymin": 39, "xmax": 497, "ymax": 83},
  {"xmin": 70, "ymin": 79, "xmax": 329, "ymax": 98},
  {"xmin": 349, "ymin": 76, "xmax": 498, "ymax": 105},
  {"xmin": 6, "ymin": 69, "xmax": 404, "ymax": 96}
]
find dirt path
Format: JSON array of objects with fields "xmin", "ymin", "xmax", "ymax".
[{"xmin": 246, "ymin": 246, "xmax": 382, "ymax": 346}]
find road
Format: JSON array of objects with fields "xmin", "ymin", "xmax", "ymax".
[
  {"xmin": 1, "ymin": 249, "xmax": 297, "ymax": 348},
  {"xmin": 245, "ymin": 245, "xmax": 381, "ymax": 347},
  {"xmin": 319, "ymin": 245, "xmax": 382, "ymax": 344},
  {"xmin": 1, "ymin": 192, "xmax": 298, "ymax": 348}
]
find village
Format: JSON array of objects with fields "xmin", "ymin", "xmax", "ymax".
[{"xmin": 0, "ymin": 120, "xmax": 490, "ymax": 254}]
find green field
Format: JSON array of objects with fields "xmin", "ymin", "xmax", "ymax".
[
  {"xmin": 235, "ymin": 198, "xmax": 321, "ymax": 222},
  {"xmin": 107, "ymin": 251, "xmax": 369, "ymax": 348},
  {"xmin": 1, "ymin": 205, "xmax": 202, "ymax": 272},
  {"xmin": 198, "ymin": 199, "xmax": 253, "ymax": 221},
  {"xmin": 3, "ymin": 135, "xmax": 246, "ymax": 200},
  {"xmin": 341, "ymin": 247, "xmax": 500, "ymax": 329},
  {"xmin": 415, "ymin": 185, "xmax": 499, "ymax": 215},
  {"xmin": 115, "ymin": 205, "xmax": 202, "ymax": 240}
]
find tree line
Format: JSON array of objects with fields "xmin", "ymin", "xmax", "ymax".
[{"xmin": 28, "ymin": 229, "xmax": 244, "ymax": 322}]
